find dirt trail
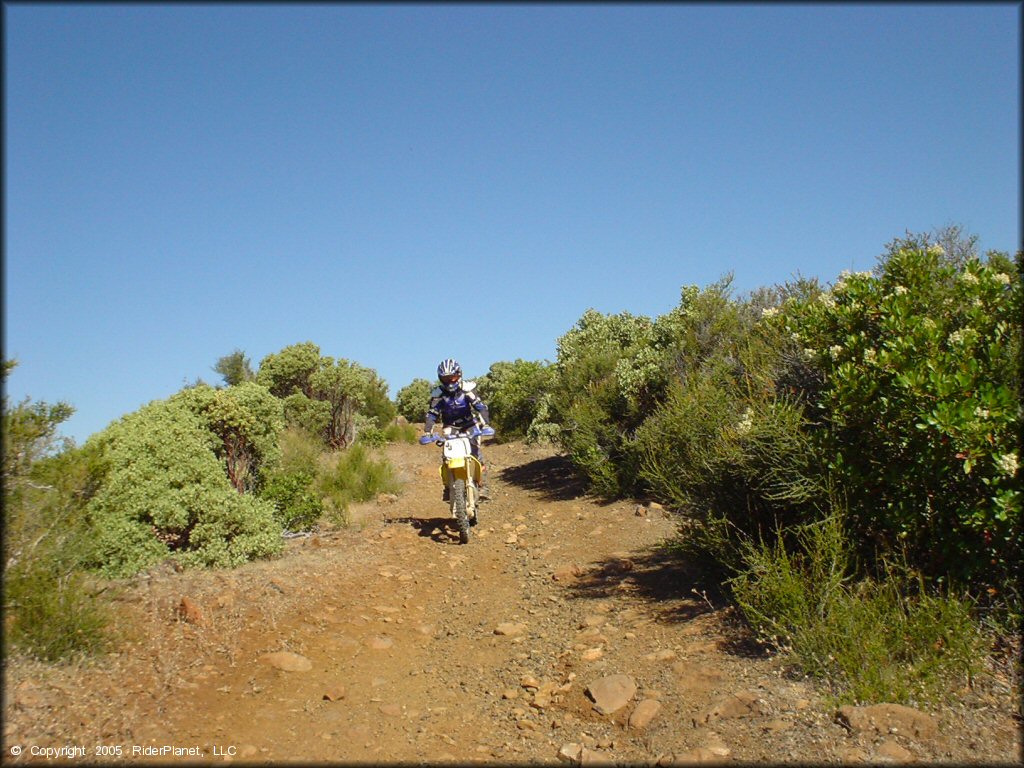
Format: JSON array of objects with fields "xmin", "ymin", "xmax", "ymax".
[{"xmin": 3, "ymin": 440, "xmax": 1020, "ymax": 765}]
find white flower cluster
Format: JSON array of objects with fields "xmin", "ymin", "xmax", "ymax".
[
  {"xmin": 927, "ymin": 243, "xmax": 945, "ymax": 256},
  {"xmin": 736, "ymin": 408, "xmax": 754, "ymax": 436},
  {"xmin": 818, "ymin": 293, "xmax": 836, "ymax": 308},
  {"xmin": 947, "ymin": 329, "xmax": 970, "ymax": 346},
  {"xmin": 831, "ymin": 272, "xmax": 872, "ymax": 292},
  {"xmin": 974, "ymin": 407, "xmax": 990, "ymax": 419},
  {"xmin": 997, "ymin": 453, "xmax": 1018, "ymax": 477},
  {"xmin": 761, "ymin": 306, "xmax": 779, "ymax": 319},
  {"xmin": 863, "ymin": 348, "xmax": 877, "ymax": 364},
  {"xmin": 829, "ymin": 344, "xmax": 843, "ymax": 360},
  {"xmin": 959, "ymin": 271, "xmax": 979, "ymax": 285},
  {"xmin": 994, "ymin": 273, "xmax": 1011, "ymax": 285},
  {"xmin": 893, "ymin": 285, "xmax": 909, "ymax": 296}
]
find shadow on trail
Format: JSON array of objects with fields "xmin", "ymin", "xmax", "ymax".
[
  {"xmin": 497, "ymin": 454, "xmax": 589, "ymax": 502},
  {"xmin": 567, "ymin": 542, "xmax": 769, "ymax": 660},
  {"xmin": 384, "ymin": 516, "xmax": 464, "ymax": 545}
]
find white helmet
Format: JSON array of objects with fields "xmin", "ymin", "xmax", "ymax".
[{"xmin": 437, "ymin": 358, "xmax": 462, "ymax": 394}]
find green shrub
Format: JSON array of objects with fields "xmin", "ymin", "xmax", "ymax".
[
  {"xmin": 636, "ymin": 369, "xmax": 745, "ymax": 516},
  {"xmin": 83, "ymin": 397, "xmax": 282, "ymax": 577},
  {"xmin": 782, "ymin": 238, "xmax": 1021, "ymax": 590},
  {"xmin": 259, "ymin": 471, "xmax": 323, "ymax": 531},
  {"xmin": 547, "ymin": 308, "xmax": 656, "ymax": 496},
  {"xmin": 5, "ymin": 555, "xmax": 111, "ymax": 662},
  {"xmin": 360, "ymin": 371, "xmax": 399, "ymax": 428},
  {"xmin": 256, "ymin": 341, "xmax": 320, "ymax": 398},
  {"xmin": 282, "ymin": 392, "xmax": 331, "ymax": 442},
  {"xmin": 316, "ymin": 443, "xmax": 400, "ymax": 522},
  {"xmin": 258, "ymin": 342, "xmax": 391, "ymax": 447},
  {"xmin": 548, "ymin": 278, "xmax": 788, "ymax": 499},
  {"xmin": 172, "ymin": 382, "xmax": 283, "ymax": 493},
  {"xmin": 731, "ymin": 512, "xmax": 987, "ymax": 706},
  {"xmin": 3, "ymin": 364, "xmax": 112, "ymax": 661},
  {"xmin": 524, "ymin": 393, "xmax": 560, "ymax": 445},
  {"xmin": 356, "ymin": 424, "xmax": 388, "ymax": 448},
  {"xmin": 309, "ymin": 357, "xmax": 368, "ymax": 448},
  {"xmin": 558, "ymin": 381, "xmax": 630, "ymax": 498},
  {"xmin": 384, "ymin": 422, "xmax": 419, "ymax": 444},
  {"xmin": 395, "ymin": 378, "xmax": 433, "ymax": 424},
  {"xmin": 628, "ymin": 277, "xmax": 821, "ymax": 572},
  {"xmin": 478, "ymin": 359, "xmax": 555, "ymax": 439},
  {"xmin": 275, "ymin": 426, "xmax": 323, "ymax": 476}
]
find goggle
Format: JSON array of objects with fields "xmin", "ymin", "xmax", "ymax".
[{"xmin": 440, "ymin": 374, "xmax": 461, "ymax": 384}]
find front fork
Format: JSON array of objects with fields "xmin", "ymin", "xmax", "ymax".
[{"xmin": 440, "ymin": 457, "xmax": 483, "ymax": 517}]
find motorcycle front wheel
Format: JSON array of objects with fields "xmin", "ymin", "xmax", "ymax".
[{"xmin": 451, "ymin": 478, "xmax": 470, "ymax": 544}]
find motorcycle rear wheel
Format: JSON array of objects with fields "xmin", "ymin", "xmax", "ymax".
[{"xmin": 451, "ymin": 479, "xmax": 470, "ymax": 544}]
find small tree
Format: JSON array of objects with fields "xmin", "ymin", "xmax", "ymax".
[
  {"xmin": 2, "ymin": 362, "xmax": 75, "ymax": 484},
  {"xmin": 360, "ymin": 369, "xmax": 398, "ymax": 428},
  {"xmin": 3, "ymin": 359, "xmax": 77, "ymax": 570},
  {"xmin": 282, "ymin": 393, "xmax": 331, "ymax": 439},
  {"xmin": 84, "ymin": 397, "xmax": 282, "ymax": 577},
  {"xmin": 173, "ymin": 382, "xmax": 284, "ymax": 493},
  {"xmin": 3, "ymin": 361, "xmax": 110, "ymax": 660},
  {"xmin": 396, "ymin": 378, "xmax": 433, "ymax": 424},
  {"xmin": 214, "ymin": 349, "xmax": 256, "ymax": 386},
  {"xmin": 310, "ymin": 358, "xmax": 367, "ymax": 449},
  {"xmin": 256, "ymin": 341, "xmax": 321, "ymax": 399},
  {"xmin": 479, "ymin": 360, "xmax": 554, "ymax": 439}
]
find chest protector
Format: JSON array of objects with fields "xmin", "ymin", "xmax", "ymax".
[{"xmin": 437, "ymin": 391, "xmax": 474, "ymax": 426}]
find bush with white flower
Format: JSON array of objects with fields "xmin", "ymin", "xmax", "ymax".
[{"xmin": 783, "ymin": 234, "xmax": 1020, "ymax": 589}]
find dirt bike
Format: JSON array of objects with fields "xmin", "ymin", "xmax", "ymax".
[{"xmin": 419, "ymin": 425, "xmax": 494, "ymax": 544}]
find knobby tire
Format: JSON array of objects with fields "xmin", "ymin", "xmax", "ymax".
[{"xmin": 452, "ymin": 478, "xmax": 470, "ymax": 544}]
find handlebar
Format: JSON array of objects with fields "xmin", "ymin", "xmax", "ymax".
[{"xmin": 419, "ymin": 425, "xmax": 495, "ymax": 445}]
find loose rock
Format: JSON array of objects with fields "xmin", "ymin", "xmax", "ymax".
[
  {"xmin": 495, "ymin": 622, "xmax": 527, "ymax": 637},
  {"xmin": 552, "ymin": 564, "xmax": 585, "ymax": 582},
  {"xmin": 581, "ymin": 747, "xmax": 616, "ymax": 765},
  {"xmin": 322, "ymin": 685, "xmax": 347, "ymax": 701},
  {"xmin": 700, "ymin": 691, "xmax": 767, "ymax": 723},
  {"xmin": 258, "ymin": 652, "xmax": 312, "ymax": 672},
  {"xmin": 558, "ymin": 743, "xmax": 583, "ymax": 764},
  {"xmin": 629, "ymin": 698, "xmax": 663, "ymax": 730},
  {"xmin": 836, "ymin": 703, "xmax": 938, "ymax": 741},
  {"xmin": 586, "ymin": 674, "xmax": 638, "ymax": 715},
  {"xmin": 176, "ymin": 597, "xmax": 204, "ymax": 625},
  {"xmin": 876, "ymin": 739, "xmax": 916, "ymax": 762}
]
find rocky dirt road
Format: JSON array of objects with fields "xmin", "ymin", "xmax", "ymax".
[{"xmin": 3, "ymin": 440, "xmax": 1020, "ymax": 764}]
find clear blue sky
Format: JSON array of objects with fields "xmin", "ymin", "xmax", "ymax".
[{"xmin": 4, "ymin": 3, "xmax": 1020, "ymax": 445}]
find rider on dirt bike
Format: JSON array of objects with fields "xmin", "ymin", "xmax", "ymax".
[{"xmin": 424, "ymin": 359, "xmax": 491, "ymax": 500}]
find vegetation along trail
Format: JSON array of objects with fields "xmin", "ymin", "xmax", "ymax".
[{"xmin": 4, "ymin": 438, "xmax": 1019, "ymax": 765}]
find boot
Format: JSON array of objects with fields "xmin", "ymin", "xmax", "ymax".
[{"xmin": 478, "ymin": 464, "xmax": 490, "ymax": 501}]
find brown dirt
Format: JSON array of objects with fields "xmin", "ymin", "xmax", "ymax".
[{"xmin": 3, "ymin": 440, "xmax": 1021, "ymax": 765}]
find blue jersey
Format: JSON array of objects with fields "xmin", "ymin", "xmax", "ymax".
[{"xmin": 425, "ymin": 381, "xmax": 489, "ymax": 430}]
